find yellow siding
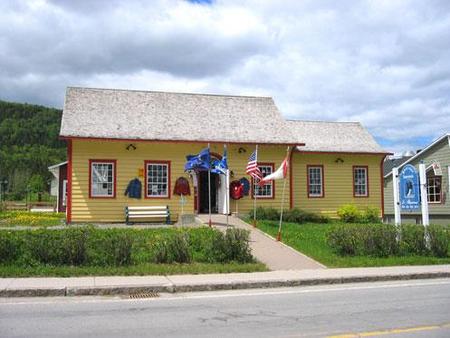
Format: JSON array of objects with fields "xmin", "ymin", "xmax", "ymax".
[
  {"xmin": 70, "ymin": 140, "xmax": 290, "ymax": 222},
  {"xmin": 292, "ymin": 152, "xmax": 384, "ymax": 217}
]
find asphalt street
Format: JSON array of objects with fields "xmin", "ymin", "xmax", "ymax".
[{"xmin": 1, "ymin": 279, "xmax": 449, "ymax": 338}]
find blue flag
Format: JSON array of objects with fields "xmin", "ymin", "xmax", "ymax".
[
  {"xmin": 184, "ymin": 148, "xmax": 211, "ymax": 171},
  {"xmin": 211, "ymin": 146, "xmax": 228, "ymax": 175}
]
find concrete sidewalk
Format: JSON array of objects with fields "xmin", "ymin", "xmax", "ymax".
[
  {"xmin": 197, "ymin": 214, "xmax": 325, "ymax": 270},
  {"xmin": 1, "ymin": 265, "xmax": 449, "ymax": 297}
]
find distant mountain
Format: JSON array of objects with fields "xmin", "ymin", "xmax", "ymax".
[{"xmin": 0, "ymin": 100, "xmax": 66, "ymax": 199}]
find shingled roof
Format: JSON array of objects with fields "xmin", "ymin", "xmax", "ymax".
[
  {"xmin": 60, "ymin": 87, "xmax": 297, "ymax": 145},
  {"xmin": 288, "ymin": 120, "xmax": 387, "ymax": 153}
]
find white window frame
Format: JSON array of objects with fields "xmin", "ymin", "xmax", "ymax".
[
  {"xmin": 308, "ymin": 165, "xmax": 324, "ymax": 197},
  {"xmin": 90, "ymin": 161, "xmax": 115, "ymax": 198},
  {"xmin": 353, "ymin": 166, "xmax": 368, "ymax": 197},
  {"xmin": 427, "ymin": 176, "xmax": 442, "ymax": 204},
  {"xmin": 253, "ymin": 164, "xmax": 274, "ymax": 198},
  {"xmin": 145, "ymin": 161, "xmax": 170, "ymax": 198}
]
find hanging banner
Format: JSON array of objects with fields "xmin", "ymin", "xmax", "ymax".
[{"xmin": 399, "ymin": 164, "xmax": 420, "ymax": 210}]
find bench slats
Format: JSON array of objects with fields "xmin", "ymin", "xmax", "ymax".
[
  {"xmin": 127, "ymin": 206, "xmax": 168, "ymax": 211},
  {"xmin": 125, "ymin": 205, "xmax": 170, "ymax": 225}
]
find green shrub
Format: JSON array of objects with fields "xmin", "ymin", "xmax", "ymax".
[
  {"xmin": 337, "ymin": 204, "xmax": 380, "ymax": 223},
  {"xmin": 0, "ymin": 231, "xmax": 20, "ymax": 263},
  {"xmin": 153, "ymin": 231, "xmax": 191, "ymax": 264},
  {"xmin": 337, "ymin": 204, "xmax": 361, "ymax": 223},
  {"xmin": 327, "ymin": 223, "xmax": 398, "ymax": 257},
  {"xmin": 0, "ymin": 227, "xmax": 255, "ymax": 267},
  {"xmin": 428, "ymin": 225, "xmax": 449, "ymax": 257},
  {"xmin": 326, "ymin": 224, "xmax": 362, "ymax": 255},
  {"xmin": 86, "ymin": 229, "xmax": 134, "ymax": 266},
  {"xmin": 249, "ymin": 207, "xmax": 280, "ymax": 221},
  {"xmin": 223, "ymin": 228, "xmax": 253, "ymax": 263},
  {"xmin": 400, "ymin": 224, "xmax": 427, "ymax": 255},
  {"xmin": 250, "ymin": 207, "xmax": 328, "ymax": 224},
  {"xmin": 364, "ymin": 224, "xmax": 398, "ymax": 257},
  {"xmin": 361, "ymin": 206, "xmax": 381, "ymax": 223}
]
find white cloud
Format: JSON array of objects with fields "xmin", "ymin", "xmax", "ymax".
[{"xmin": 0, "ymin": 0, "xmax": 449, "ymax": 153}]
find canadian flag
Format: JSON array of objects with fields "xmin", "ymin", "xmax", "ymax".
[{"xmin": 258, "ymin": 157, "xmax": 289, "ymax": 186}]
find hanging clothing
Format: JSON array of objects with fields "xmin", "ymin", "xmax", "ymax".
[
  {"xmin": 230, "ymin": 180, "xmax": 244, "ymax": 200},
  {"xmin": 124, "ymin": 178, "xmax": 142, "ymax": 199},
  {"xmin": 239, "ymin": 177, "xmax": 250, "ymax": 196},
  {"xmin": 173, "ymin": 177, "xmax": 191, "ymax": 196}
]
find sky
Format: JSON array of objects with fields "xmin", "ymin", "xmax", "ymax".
[{"xmin": 1, "ymin": 0, "xmax": 449, "ymax": 154}]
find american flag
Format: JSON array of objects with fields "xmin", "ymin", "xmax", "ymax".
[{"xmin": 246, "ymin": 150, "xmax": 263, "ymax": 181}]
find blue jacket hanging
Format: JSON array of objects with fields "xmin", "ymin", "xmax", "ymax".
[{"xmin": 125, "ymin": 178, "xmax": 142, "ymax": 199}]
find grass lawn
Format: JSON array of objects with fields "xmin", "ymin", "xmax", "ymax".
[
  {"xmin": 257, "ymin": 220, "xmax": 450, "ymax": 268},
  {"xmin": 0, "ymin": 211, "xmax": 65, "ymax": 227},
  {"xmin": 0, "ymin": 262, "xmax": 267, "ymax": 277}
]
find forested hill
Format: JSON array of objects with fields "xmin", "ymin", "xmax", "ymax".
[{"xmin": 0, "ymin": 100, "xmax": 66, "ymax": 199}]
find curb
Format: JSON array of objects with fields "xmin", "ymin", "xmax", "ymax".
[{"xmin": 1, "ymin": 271, "xmax": 449, "ymax": 298}]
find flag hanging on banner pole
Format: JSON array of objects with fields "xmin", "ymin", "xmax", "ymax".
[
  {"xmin": 258, "ymin": 156, "xmax": 289, "ymax": 186},
  {"xmin": 246, "ymin": 146, "xmax": 262, "ymax": 227}
]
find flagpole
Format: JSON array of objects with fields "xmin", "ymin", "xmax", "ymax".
[
  {"xmin": 207, "ymin": 143, "xmax": 212, "ymax": 227},
  {"xmin": 225, "ymin": 145, "xmax": 229, "ymax": 227},
  {"xmin": 277, "ymin": 146, "xmax": 290, "ymax": 241},
  {"xmin": 252, "ymin": 144, "xmax": 258, "ymax": 227}
]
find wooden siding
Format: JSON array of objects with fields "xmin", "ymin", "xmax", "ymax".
[
  {"xmin": 384, "ymin": 137, "xmax": 450, "ymax": 217},
  {"xmin": 70, "ymin": 140, "xmax": 291, "ymax": 222},
  {"xmin": 292, "ymin": 152, "xmax": 384, "ymax": 217}
]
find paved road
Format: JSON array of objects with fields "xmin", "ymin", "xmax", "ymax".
[{"xmin": 1, "ymin": 279, "xmax": 449, "ymax": 338}]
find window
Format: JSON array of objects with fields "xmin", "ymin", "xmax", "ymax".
[
  {"xmin": 253, "ymin": 164, "xmax": 274, "ymax": 198},
  {"xmin": 145, "ymin": 161, "xmax": 170, "ymax": 198},
  {"xmin": 353, "ymin": 166, "xmax": 368, "ymax": 197},
  {"xmin": 307, "ymin": 165, "xmax": 324, "ymax": 197},
  {"xmin": 89, "ymin": 160, "xmax": 116, "ymax": 198},
  {"xmin": 427, "ymin": 176, "xmax": 442, "ymax": 203}
]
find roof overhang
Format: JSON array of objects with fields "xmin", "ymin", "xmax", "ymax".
[
  {"xmin": 59, "ymin": 135, "xmax": 304, "ymax": 147},
  {"xmin": 384, "ymin": 133, "xmax": 450, "ymax": 179}
]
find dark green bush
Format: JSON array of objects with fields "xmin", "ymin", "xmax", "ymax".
[
  {"xmin": 206, "ymin": 228, "xmax": 253, "ymax": 263},
  {"xmin": 0, "ymin": 227, "xmax": 255, "ymax": 267},
  {"xmin": 363, "ymin": 224, "xmax": 398, "ymax": 257},
  {"xmin": 0, "ymin": 231, "xmax": 20, "ymax": 263},
  {"xmin": 326, "ymin": 224, "xmax": 363, "ymax": 255},
  {"xmin": 153, "ymin": 231, "xmax": 191, "ymax": 264},
  {"xmin": 428, "ymin": 225, "xmax": 449, "ymax": 257},
  {"xmin": 250, "ymin": 207, "xmax": 328, "ymax": 224},
  {"xmin": 400, "ymin": 224, "xmax": 427, "ymax": 255},
  {"xmin": 327, "ymin": 223, "xmax": 398, "ymax": 257}
]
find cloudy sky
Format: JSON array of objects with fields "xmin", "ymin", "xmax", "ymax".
[{"xmin": 1, "ymin": 0, "xmax": 449, "ymax": 154}]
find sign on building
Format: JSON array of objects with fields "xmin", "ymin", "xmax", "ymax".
[{"xmin": 399, "ymin": 164, "xmax": 420, "ymax": 210}]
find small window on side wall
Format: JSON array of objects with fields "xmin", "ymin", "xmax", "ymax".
[
  {"xmin": 307, "ymin": 165, "xmax": 324, "ymax": 197},
  {"xmin": 353, "ymin": 166, "xmax": 368, "ymax": 197},
  {"xmin": 427, "ymin": 176, "xmax": 442, "ymax": 203},
  {"xmin": 90, "ymin": 160, "xmax": 116, "ymax": 198},
  {"xmin": 253, "ymin": 164, "xmax": 274, "ymax": 198},
  {"xmin": 145, "ymin": 161, "xmax": 170, "ymax": 198}
]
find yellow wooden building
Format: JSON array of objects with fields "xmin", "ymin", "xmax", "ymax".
[{"xmin": 60, "ymin": 87, "xmax": 388, "ymax": 223}]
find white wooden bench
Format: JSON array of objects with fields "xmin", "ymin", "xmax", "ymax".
[{"xmin": 125, "ymin": 206, "xmax": 171, "ymax": 225}]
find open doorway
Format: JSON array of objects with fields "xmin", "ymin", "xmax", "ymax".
[{"xmin": 198, "ymin": 171, "xmax": 219, "ymax": 213}]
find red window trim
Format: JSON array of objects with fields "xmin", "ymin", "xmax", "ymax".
[
  {"xmin": 426, "ymin": 176, "xmax": 443, "ymax": 204},
  {"xmin": 307, "ymin": 165, "xmax": 325, "ymax": 198},
  {"xmin": 144, "ymin": 160, "xmax": 171, "ymax": 199},
  {"xmin": 353, "ymin": 165, "xmax": 369, "ymax": 198},
  {"xmin": 251, "ymin": 162, "xmax": 275, "ymax": 199},
  {"xmin": 88, "ymin": 159, "xmax": 117, "ymax": 199}
]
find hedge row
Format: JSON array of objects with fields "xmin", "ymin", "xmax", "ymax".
[
  {"xmin": 327, "ymin": 223, "xmax": 449, "ymax": 257},
  {"xmin": 0, "ymin": 227, "xmax": 254, "ymax": 267},
  {"xmin": 249, "ymin": 207, "xmax": 329, "ymax": 224},
  {"xmin": 337, "ymin": 204, "xmax": 381, "ymax": 223}
]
